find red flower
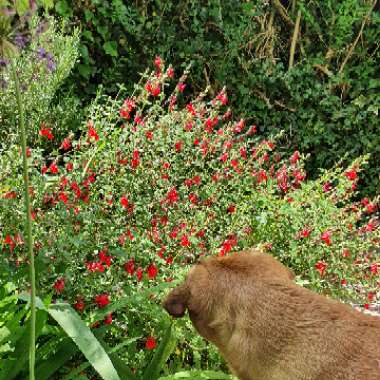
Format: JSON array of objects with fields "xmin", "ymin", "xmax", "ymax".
[
  {"xmin": 315, "ymin": 261, "xmax": 327, "ymax": 276},
  {"xmin": 3, "ymin": 191, "xmax": 17, "ymax": 199},
  {"xmin": 99, "ymin": 250, "xmax": 112, "ymax": 267},
  {"xmin": 369, "ymin": 263, "xmax": 378, "ymax": 275},
  {"xmin": 134, "ymin": 114, "xmax": 144, "ymax": 126},
  {"xmin": 74, "ymin": 299, "xmax": 85, "ymax": 312},
  {"xmin": 175, "ymin": 141, "xmax": 183, "ymax": 152},
  {"xmin": 49, "ymin": 162, "xmax": 59, "ymax": 174},
  {"xmin": 322, "ymin": 182, "xmax": 332, "ymax": 192},
  {"xmin": 58, "ymin": 192, "xmax": 68, "ymax": 204},
  {"xmin": 154, "ymin": 55, "xmax": 162, "ymax": 70},
  {"xmin": 186, "ymin": 103, "xmax": 196, "ymax": 117},
  {"xmin": 66, "ymin": 162, "xmax": 74, "ymax": 171},
  {"xmin": 180, "ymin": 234, "xmax": 191, "ymax": 247},
  {"xmin": 145, "ymin": 130, "xmax": 153, "ymax": 140},
  {"xmin": 124, "ymin": 259, "xmax": 135, "ymax": 275},
  {"xmin": 95, "ymin": 293, "xmax": 110, "ymax": 308},
  {"xmin": 167, "ymin": 188, "xmax": 178, "ymax": 204},
  {"xmin": 192, "ymin": 175, "xmax": 201, "ymax": 185},
  {"xmin": 247, "ymin": 125, "xmax": 257, "ymax": 135},
  {"xmin": 320, "ymin": 230, "xmax": 332, "ymax": 245},
  {"xmin": 87, "ymin": 122, "xmax": 99, "ymax": 141},
  {"xmin": 177, "ymin": 82, "xmax": 186, "ymax": 92},
  {"xmin": 61, "ymin": 138, "xmax": 71, "ymax": 151},
  {"xmin": 119, "ymin": 108, "xmax": 130, "ymax": 119},
  {"xmin": 367, "ymin": 292, "xmax": 375, "ymax": 301},
  {"xmin": 136, "ymin": 267, "xmax": 143, "ymax": 282},
  {"xmin": 120, "ymin": 196, "xmax": 129, "ymax": 208},
  {"xmin": 300, "ymin": 228, "xmax": 311, "ymax": 238},
  {"xmin": 342, "ymin": 248, "xmax": 350, "ymax": 258},
  {"xmin": 147, "ymin": 263, "xmax": 158, "ymax": 279},
  {"xmin": 188, "ymin": 193, "xmax": 198, "ymax": 204},
  {"xmin": 39, "ymin": 124, "xmax": 54, "ymax": 139},
  {"xmin": 145, "ymin": 82, "xmax": 161, "ymax": 96},
  {"xmin": 104, "ymin": 313, "xmax": 113, "ymax": 325},
  {"xmin": 239, "ymin": 147, "xmax": 247, "ymax": 159},
  {"xmin": 219, "ymin": 152, "xmax": 228, "ymax": 162},
  {"xmin": 216, "ymin": 91, "xmax": 228, "ymax": 105},
  {"xmin": 86, "ymin": 261, "xmax": 105, "ymax": 273},
  {"xmin": 289, "ymin": 151, "xmax": 300, "ymax": 164},
  {"xmin": 166, "ymin": 67, "xmax": 174, "ymax": 78},
  {"xmin": 344, "ymin": 169, "xmax": 357, "ymax": 181},
  {"xmin": 53, "ymin": 278, "xmax": 65, "ymax": 293},
  {"xmin": 233, "ymin": 119, "xmax": 245, "ymax": 133},
  {"xmin": 227, "ymin": 204, "xmax": 236, "ymax": 214},
  {"xmin": 145, "ymin": 336, "xmax": 157, "ymax": 350},
  {"xmin": 366, "ymin": 203, "xmax": 378, "ymax": 214}
]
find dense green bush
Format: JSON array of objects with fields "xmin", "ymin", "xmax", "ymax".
[
  {"xmin": 1, "ymin": 58, "xmax": 379, "ymax": 377},
  {"xmin": 0, "ymin": 14, "xmax": 81, "ymax": 148},
  {"xmin": 53, "ymin": 0, "xmax": 380, "ymax": 194}
]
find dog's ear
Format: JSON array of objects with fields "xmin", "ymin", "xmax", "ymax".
[
  {"xmin": 287, "ymin": 268, "xmax": 295, "ymax": 281},
  {"xmin": 163, "ymin": 284, "xmax": 190, "ymax": 318}
]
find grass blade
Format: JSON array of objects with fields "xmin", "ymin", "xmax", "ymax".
[
  {"xmin": 142, "ymin": 322, "xmax": 176, "ymax": 380},
  {"xmin": 47, "ymin": 303, "xmax": 120, "ymax": 380}
]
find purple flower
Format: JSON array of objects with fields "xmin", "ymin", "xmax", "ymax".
[
  {"xmin": 0, "ymin": 58, "xmax": 8, "ymax": 68},
  {"xmin": 14, "ymin": 34, "xmax": 28, "ymax": 49},
  {"xmin": 37, "ymin": 47, "xmax": 47, "ymax": 59},
  {"xmin": 46, "ymin": 53, "xmax": 56, "ymax": 72}
]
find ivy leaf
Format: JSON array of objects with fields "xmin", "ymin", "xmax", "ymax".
[{"xmin": 103, "ymin": 41, "xmax": 119, "ymax": 57}]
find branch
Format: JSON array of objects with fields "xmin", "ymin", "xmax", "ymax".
[
  {"xmin": 339, "ymin": 0, "xmax": 377, "ymax": 74},
  {"xmin": 288, "ymin": 9, "xmax": 302, "ymax": 70},
  {"xmin": 272, "ymin": 0, "xmax": 294, "ymax": 27}
]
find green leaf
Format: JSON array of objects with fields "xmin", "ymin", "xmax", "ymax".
[
  {"xmin": 103, "ymin": 41, "xmax": 119, "ymax": 57},
  {"xmin": 14, "ymin": 0, "xmax": 29, "ymax": 15},
  {"xmin": 63, "ymin": 335, "xmax": 139, "ymax": 380},
  {"xmin": 36, "ymin": 338, "xmax": 78, "ymax": 380},
  {"xmin": 37, "ymin": 0, "xmax": 54, "ymax": 9},
  {"xmin": 158, "ymin": 371, "xmax": 232, "ymax": 380},
  {"xmin": 142, "ymin": 322, "xmax": 176, "ymax": 380},
  {"xmin": 0, "ymin": 310, "xmax": 47, "ymax": 380},
  {"xmin": 47, "ymin": 303, "xmax": 121, "ymax": 380}
]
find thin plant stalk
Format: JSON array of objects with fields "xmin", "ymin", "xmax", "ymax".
[
  {"xmin": 11, "ymin": 60, "xmax": 36, "ymax": 380},
  {"xmin": 289, "ymin": 9, "xmax": 302, "ymax": 70}
]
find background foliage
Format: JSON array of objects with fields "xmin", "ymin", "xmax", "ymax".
[
  {"xmin": 0, "ymin": 0, "xmax": 379, "ymax": 379},
  {"xmin": 52, "ymin": 0, "xmax": 380, "ymax": 195}
]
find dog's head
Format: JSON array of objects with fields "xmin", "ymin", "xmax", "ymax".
[{"xmin": 163, "ymin": 250, "xmax": 294, "ymax": 342}]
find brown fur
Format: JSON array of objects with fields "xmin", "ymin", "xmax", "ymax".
[{"xmin": 163, "ymin": 249, "xmax": 380, "ymax": 380}]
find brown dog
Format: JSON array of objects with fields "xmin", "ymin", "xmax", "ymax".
[{"xmin": 163, "ymin": 250, "xmax": 380, "ymax": 380}]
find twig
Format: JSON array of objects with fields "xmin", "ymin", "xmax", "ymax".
[
  {"xmin": 313, "ymin": 64, "xmax": 333, "ymax": 77},
  {"xmin": 272, "ymin": 0, "xmax": 294, "ymax": 27},
  {"xmin": 253, "ymin": 89, "xmax": 296, "ymax": 112},
  {"xmin": 338, "ymin": 0, "xmax": 377, "ymax": 74},
  {"xmin": 289, "ymin": 9, "xmax": 302, "ymax": 70}
]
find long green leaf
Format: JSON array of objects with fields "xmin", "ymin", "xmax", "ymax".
[
  {"xmin": 64, "ymin": 336, "xmax": 139, "ymax": 380},
  {"xmin": 158, "ymin": 370, "xmax": 233, "ymax": 380},
  {"xmin": 35, "ymin": 338, "xmax": 78, "ymax": 380},
  {"xmin": 0, "ymin": 310, "xmax": 47, "ymax": 380},
  {"xmin": 47, "ymin": 303, "xmax": 120, "ymax": 380},
  {"xmin": 142, "ymin": 322, "xmax": 176, "ymax": 380}
]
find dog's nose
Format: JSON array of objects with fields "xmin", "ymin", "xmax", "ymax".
[{"xmin": 163, "ymin": 296, "xmax": 187, "ymax": 318}]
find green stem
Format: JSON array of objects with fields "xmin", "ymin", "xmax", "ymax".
[{"xmin": 11, "ymin": 61, "xmax": 36, "ymax": 380}]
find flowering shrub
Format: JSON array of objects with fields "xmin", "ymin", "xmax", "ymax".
[
  {"xmin": 0, "ymin": 58, "xmax": 379, "ymax": 376},
  {"xmin": 0, "ymin": 15, "xmax": 80, "ymax": 147}
]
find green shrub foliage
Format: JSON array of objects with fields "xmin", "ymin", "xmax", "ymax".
[
  {"xmin": 1, "ymin": 59, "xmax": 379, "ymax": 376},
  {"xmin": 53, "ymin": 0, "xmax": 380, "ymax": 194}
]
